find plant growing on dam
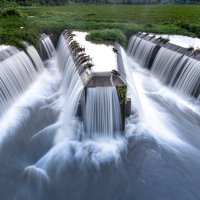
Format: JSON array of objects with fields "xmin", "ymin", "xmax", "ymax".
[{"xmin": 116, "ymin": 86, "xmax": 127, "ymax": 106}]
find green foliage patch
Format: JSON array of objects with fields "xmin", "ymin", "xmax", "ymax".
[
  {"xmin": 86, "ymin": 29, "xmax": 127, "ymax": 45},
  {"xmin": 116, "ymin": 86, "xmax": 127, "ymax": 106},
  {"xmin": 0, "ymin": 16, "xmax": 38, "ymax": 50},
  {"xmin": 0, "ymin": 2, "xmax": 21, "ymax": 17}
]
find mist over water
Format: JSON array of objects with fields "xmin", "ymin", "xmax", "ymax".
[{"xmin": 0, "ymin": 34, "xmax": 200, "ymax": 200}]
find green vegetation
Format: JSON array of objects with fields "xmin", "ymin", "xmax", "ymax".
[
  {"xmin": 0, "ymin": 2, "xmax": 37, "ymax": 49},
  {"xmin": 86, "ymin": 29, "xmax": 126, "ymax": 46},
  {"xmin": 0, "ymin": 2, "xmax": 21, "ymax": 17},
  {"xmin": 2, "ymin": 0, "xmax": 200, "ymax": 5},
  {"xmin": 116, "ymin": 86, "xmax": 127, "ymax": 128},
  {"xmin": 116, "ymin": 86, "xmax": 127, "ymax": 106},
  {"xmin": 1, "ymin": 4, "xmax": 200, "ymax": 48},
  {"xmin": 0, "ymin": 16, "xmax": 38, "ymax": 49}
]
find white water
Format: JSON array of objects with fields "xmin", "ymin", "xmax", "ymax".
[
  {"xmin": 0, "ymin": 46, "xmax": 44, "ymax": 115},
  {"xmin": 151, "ymin": 47, "xmax": 183, "ymax": 84},
  {"xmin": 0, "ymin": 33, "xmax": 200, "ymax": 200},
  {"xmin": 128, "ymin": 35, "xmax": 200, "ymax": 98},
  {"xmin": 85, "ymin": 87, "xmax": 122, "ymax": 138},
  {"xmin": 151, "ymin": 47, "xmax": 200, "ymax": 97},
  {"xmin": 117, "ymin": 45, "xmax": 144, "ymax": 120},
  {"xmin": 39, "ymin": 33, "xmax": 56, "ymax": 60},
  {"xmin": 27, "ymin": 45, "xmax": 45, "ymax": 73},
  {"xmin": 0, "ymin": 46, "xmax": 20, "ymax": 61},
  {"xmin": 127, "ymin": 35, "xmax": 157, "ymax": 68},
  {"xmin": 126, "ymin": 34, "xmax": 200, "ymax": 148},
  {"xmin": 55, "ymin": 34, "xmax": 84, "ymax": 140}
]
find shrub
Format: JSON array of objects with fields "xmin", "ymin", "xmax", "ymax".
[
  {"xmin": 0, "ymin": 27, "xmax": 39, "ymax": 50},
  {"xmin": 86, "ymin": 29, "xmax": 127, "ymax": 46},
  {"xmin": 145, "ymin": 23, "xmax": 153, "ymax": 28},
  {"xmin": 0, "ymin": 2, "xmax": 21, "ymax": 17}
]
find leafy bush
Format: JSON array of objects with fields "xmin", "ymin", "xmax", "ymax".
[
  {"xmin": 86, "ymin": 29, "xmax": 127, "ymax": 46},
  {"xmin": 176, "ymin": 21, "xmax": 200, "ymax": 36},
  {"xmin": 0, "ymin": 27, "xmax": 38, "ymax": 50},
  {"xmin": 0, "ymin": 2, "xmax": 21, "ymax": 17}
]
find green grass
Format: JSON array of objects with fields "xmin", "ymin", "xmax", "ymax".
[{"xmin": 1, "ymin": 4, "xmax": 200, "ymax": 48}]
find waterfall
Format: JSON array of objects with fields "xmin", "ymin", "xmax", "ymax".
[
  {"xmin": 56, "ymin": 34, "xmax": 73, "ymax": 75},
  {"xmin": 27, "ymin": 46, "xmax": 45, "ymax": 73},
  {"xmin": 0, "ymin": 47, "xmax": 44, "ymax": 116},
  {"xmin": 127, "ymin": 36, "xmax": 159, "ymax": 68},
  {"xmin": 151, "ymin": 47, "xmax": 200, "ymax": 97},
  {"xmin": 117, "ymin": 44, "xmax": 144, "ymax": 120},
  {"xmin": 56, "ymin": 34, "xmax": 84, "ymax": 139},
  {"xmin": 127, "ymin": 35, "xmax": 200, "ymax": 99},
  {"xmin": 84, "ymin": 87, "xmax": 122, "ymax": 138},
  {"xmin": 0, "ymin": 46, "xmax": 20, "ymax": 61},
  {"xmin": 173, "ymin": 58, "xmax": 200, "ymax": 97},
  {"xmin": 151, "ymin": 47, "xmax": 184, "ymax": 85},
  {"xmin": 39, "ymin": 33, "xmax": 56, "ymax": 60},
  {"xmin": 57, "ymin": 35, "xmax": 84, "ymax": 93},
  {"xmin": 127, "ymin": 36, "xmax": 141, "ymax": 56}
]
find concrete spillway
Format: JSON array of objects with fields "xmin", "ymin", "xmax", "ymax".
[
  {"xmin": 128, "ymin": 32, "xmax": 200, "ymax": 99},
  {"xmin": 61, "ymin": 31, "xmax": 131, "ymax": 135}
]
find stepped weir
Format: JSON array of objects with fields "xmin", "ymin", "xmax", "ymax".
[
  {"xmin": 60, "ymin": 31, "xmax": 131, "ymax": 136},
  {"xmin": 127, "ymin": 32, "xmax": 200, "ymax": 99}
]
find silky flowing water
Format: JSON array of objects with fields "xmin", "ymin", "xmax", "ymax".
[{"xmin": 0, "ymin": 33, "xmax": 200, "ymax": 200}]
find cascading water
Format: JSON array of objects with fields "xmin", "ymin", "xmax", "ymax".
[
  {"xmin": 39, "ymin": 33, "xmax": 56, "ymax": 60},
  {"xmin": 0, "ymin": 46, "xmax": 44, "ymax": 115},
  {"xmin": 117, "ymin": 44, "xmax": 144, "ymax": 120},
  {"xmin": 151, "ymin": 47, "xmax": 200, "ymax": 97},
  {"xmin": 124, "ymin": 34, "xmax": 200, "ymax": 200},
  {"xmin": 127, "ymin": 36, "xmax": 142, "ymax": 56},
  {"xmin": 128, "ymin": 36, "xmax": 200, "ymax": 99},
  {"xmin": 1, "ymin": 32, "xmax": 200, "ymax": 200},
  {"xmin": 56, "ymin": 34, "xmax": 84, "ymax": 140},
  {"xmin": 85, "ymin": 87, "xmax": 122, "ymax": 138},
  {"xmin": 26, "ymin": 45, "xmax": 46, "ymax": 73},
  {"xmin": 127, "ymin": 36, "xmax": 158, "ymax": 68},
  {"xmin": 151, "ymin": 47, "xmax": 184, "ymax": 84},
  {"xmin": 0, "ymin": 46, "xmax": 20, "ymax": 61},
  {"xmin": 173, "ymin": 57, "xmax": 200, "ymax": 97}
]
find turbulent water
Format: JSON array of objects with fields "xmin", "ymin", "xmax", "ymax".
[{"xmin": 0, "ymin": 34, "xmax": 200, "ymax": 200}]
